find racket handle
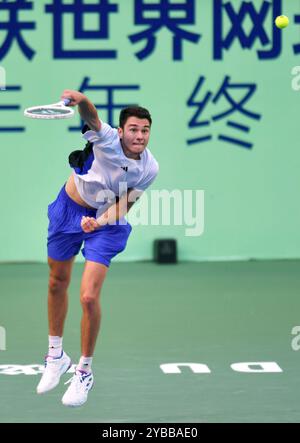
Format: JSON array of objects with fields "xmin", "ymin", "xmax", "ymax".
[{"xmin": 62, "ymin": 98, "xmax": 71, "ymax": 106}]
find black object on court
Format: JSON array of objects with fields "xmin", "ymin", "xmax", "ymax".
[{"xmin": 153, "ymin": 239, "xmax": 177, "ymax": 264}]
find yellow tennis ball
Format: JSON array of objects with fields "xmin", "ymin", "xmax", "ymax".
[{"xmin": 275, "ymin": 15, "xmax": 289, "ymax": 29}]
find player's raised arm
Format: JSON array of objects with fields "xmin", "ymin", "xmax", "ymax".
[{"xmin": 61, "ymin": 89, "xmax": 101, "ymax": 132}]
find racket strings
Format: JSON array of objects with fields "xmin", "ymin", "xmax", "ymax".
[{"xmin": 28, "ymin": 108, "xmax": 72, "ymax": 116}]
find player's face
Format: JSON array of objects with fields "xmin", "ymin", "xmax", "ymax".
[{"xmin": 118, "ymin": 117, "xmax": 151, "ymax": 159}]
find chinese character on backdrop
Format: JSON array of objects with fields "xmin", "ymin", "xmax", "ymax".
[
  {"xmin": 45, "ymin": 0, "xmax": 118, "ymax": 59},
  {"xmin": 0, "ymin": 0, "xmax": 36, "ymax": 61},
  {"xmin": 187, "ymin": 76, "xmax": 261, "ymax": 149},
  {"xmin": 213, "ymin": 0, "xmax": 282, "ymax": 60},
  {"xmin": 0, "ymin": 85, "xmax": 25, "ymax": 132},
  {"xmin": 129, "ymin": 0, "xmax": 201, "ymax": 60},
  {"xmin": 68, "ymin": 77, "xmax": 140, "ymax": 131}
]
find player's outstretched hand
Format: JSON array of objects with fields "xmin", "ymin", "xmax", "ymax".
[{"xmin": 81, "ymin": 216, "xmax": 100, "ymax": 233}]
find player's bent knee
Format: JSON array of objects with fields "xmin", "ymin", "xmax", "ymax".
[
  {"xmin": 80, "ymin": 293, "xmax": 99, "ymax": 308},
  {"xmin": 47, "ymin": 257, "xmax": 74, "ymax": 294},
  {"xmin": 48, "ymin": 274, "xmax": 70, "ymax": 295}
]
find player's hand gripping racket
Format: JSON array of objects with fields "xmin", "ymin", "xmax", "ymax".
[{"xmin": 24, "ymin": 98, "xmax": 75, "ymax": 120}]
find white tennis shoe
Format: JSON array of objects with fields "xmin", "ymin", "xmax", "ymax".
[
  {"xmin": 62, "ymin": 369, "xmax": 94, "ymax": 407},
  {"xmin": 36, "ymin": 351, "xmax": 72, "ymax": 394}
]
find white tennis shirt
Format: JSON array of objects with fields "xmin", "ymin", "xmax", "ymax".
[{"xmin": 73, "ymin": 121, "xmax": 159, "ymax": 217}]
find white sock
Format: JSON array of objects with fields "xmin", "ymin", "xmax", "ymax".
[
  {"xmin": 78, "ymin": 356, "xmax": 93, "ymax": 373},
  {"xmin": 48, "ymin": 335, "xmax": 63, "ymax": 358}
]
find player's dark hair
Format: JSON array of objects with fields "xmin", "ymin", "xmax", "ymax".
[{"xmin": 119, "ymin": 106, "xmax": 152, "ymax": 128}]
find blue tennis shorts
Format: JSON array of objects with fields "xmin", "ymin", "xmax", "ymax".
[{"xmin": 47, "ymin": 185, "xmax": 132, "ymax": 267}]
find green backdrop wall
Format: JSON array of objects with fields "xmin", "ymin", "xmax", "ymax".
[{"xmin": 0, "ymin": 0, "xmax": 299, "ymax": 262}]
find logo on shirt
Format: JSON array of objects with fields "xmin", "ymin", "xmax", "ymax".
[{"xmin": 121, "ymin": 166, "xmax": 128, "ymax": 172}]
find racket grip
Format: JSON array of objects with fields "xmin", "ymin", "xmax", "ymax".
[{"xmin": 63, "ymin": 98, "xmax": 71, "ymax": 106}]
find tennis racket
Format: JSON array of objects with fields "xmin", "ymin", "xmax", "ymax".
[{"xmin": 24, "ymin": 98, "xmax": 75, "ymax": 120}]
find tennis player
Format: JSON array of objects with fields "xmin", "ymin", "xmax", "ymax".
[{"xmin": 36, "ymin": 90, "xmax": 159, "ymax": 407}]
